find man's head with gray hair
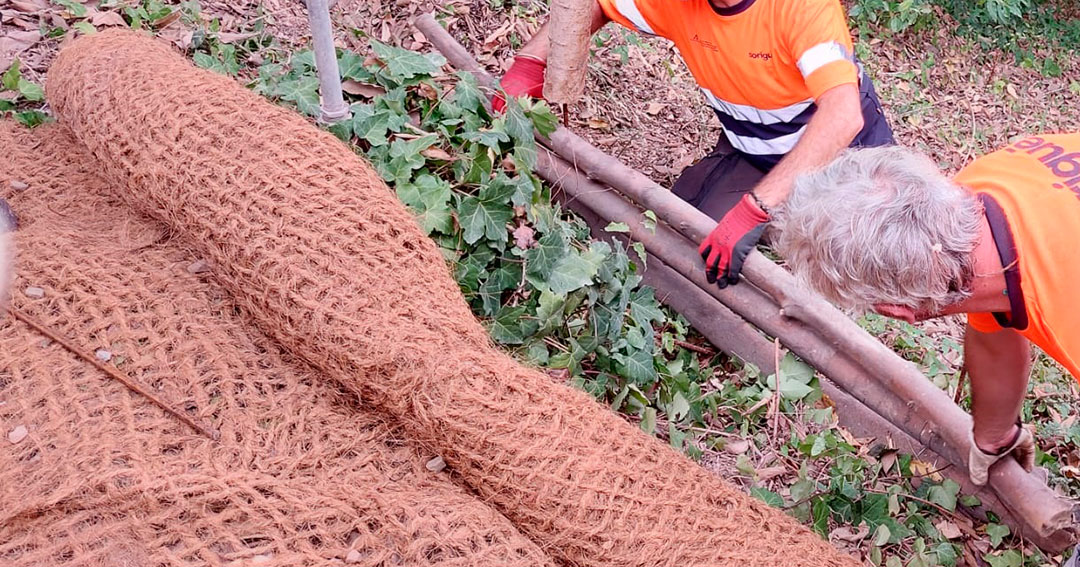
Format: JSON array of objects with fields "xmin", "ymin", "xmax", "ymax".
[{"xmin": 775, "ymin": 146, "xmax": 984, "ymax": 314}]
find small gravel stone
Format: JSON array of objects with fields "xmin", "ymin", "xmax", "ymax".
[
  {"xmin": 345, "ymin": 550, "xmax": 363, "ymax": 564},
  {"xmin": 251, "ymin": 554, "xmax": 273, "ymax": 564},
  {"xmin": 186, "ymin": 259, "xmax": 211, "ymax": 274},
  {"xmin": 95, "ymin": 349, "xmax": 112, "ymax": 362},
  {"xmin": 8, "ymin": 425, "xmax": 28, "ymax": 444},
  {"xmin": 23, "ymin": 286, "xmax": 44, "ymax": 298},
  {"xmin": 9, "ymin": 180, "xmax": 28, "ymax": 191},
  {"xmin": 425, "ymin": 455, "xmax": 446, "ymax": 473}
]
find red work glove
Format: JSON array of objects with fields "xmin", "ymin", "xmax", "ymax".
[
  {"xmin": 698, "ymin": 194, "xmax": 770, "ymax": 288},
  {"xmin": 492, "ymin": 55, "xmax": 546, "ymax": 113}
]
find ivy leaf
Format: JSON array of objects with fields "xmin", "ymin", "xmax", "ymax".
[
  {"xmin": 640, "ymin": 406, "xmax": 657, "ymax": 434},
  {"xmin": 604, "ymin": 222, "xmax": 630, "ymax": 233},
  {"xmin": 290, "ymin": 50, "xmax": 316, "ymax": 71},
  {"xmin": 750, "ymin": 487, "xmax": 784, "ymax": 508},
  {"xmin": 628, "ymin": 286, "xmax": 664, "ymax": 328},
  {"xmin": 501, "ymin": 97, "xmax": 537, "ymax": 168},
  {"xmin": 667, "ymin": 391, "xmax": 690, "ymax": 421},
  {"xmin": 17, "ymin": 79, "xmax": 43, "ymax": 102},
  {"xmin": 776, "ymin": 354, "xmax": 816, "ymax": 400},
  {"xmin": 458, "ymin": 194, "xmax": 513, "ymax": 246},
  {"xmin": 536, "ymin": 289, "xmax": 567, "ymax": 330},
  {"xmin": 811, "ymin": 499, "xmax": 830, "ymax": 536},
  {"xmin": 926, "ymin": 479, "xmax": 960, "ymax": 512},
  {"xmin": 452, "ymin": 71, "xmax": 485, "ymax": 113},
  {"xmin": 370, "ymin": 40, "xmax": 445, "ymax": 80},
  {"xmin": 546, "ymin": 245, "xmax": 606, "ymax": 295},
  {"xmin": 2, "ymin": 59, "xmax": 20, "ymax": 91},
  {"xmin": 872, "ymin": 524, "xmax": 891, "ymax": 547},
  {"xmin": 274, "ymin": 75, "xmax": 321, "ymax": 117},
  {"xmin": 631, "ymin": 241, "xmax": 648, "ymax": 269},
  {"xmin": 54, "ymin": 0, "xmax": 88, "ymax": 17},
  {"xmin": 615, "ymin": 348, "xmax": 657, "ymax": 385},
  {"xmin": 351, "ymin": 103, "xmax": 408, "ymax": 146},
  {"xmin": 338, "ymin": 50, "xmax": 373, "ymax": 81},
  {"xmin": 524, "ymin": 100, "xmax": 559, "ymax": 137},
  {"xmin": 489, "ymin": 305, "xmax": 533, "ymax": 345},
  {"xmin": 985, "ymin": 523, "xmax": 1010, "ymax": 548},
  {"xmin": 396, "ymin": 173, "xmax": 453, "ymax": 234},
  {"xmin": 526, "ymin": 229, "xmax": 569, "ymax": 279},
  {"xmin": 462, "ymin": 128, "xmax": 509, "ymax": 148},
  {"xmin": 983, "ymin": 551, "xmax": 1023, "ymax": 567}
]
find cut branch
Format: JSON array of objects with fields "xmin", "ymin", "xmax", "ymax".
[{"xmin": 543, "ymin": 0, "xmax": 593, "ymax": 104}]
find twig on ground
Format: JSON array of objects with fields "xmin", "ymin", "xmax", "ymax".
[
  {"xmin": 674, "ymin": 339, "xmax": 714, "ymax": 356},
  {"xmin": 12, "ymin": 308, "xmax": 220, "ymax": 441}
]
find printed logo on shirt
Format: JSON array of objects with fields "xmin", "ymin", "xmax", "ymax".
[
  {"xmin": 1005, "ymin": 136, "xmax": 1080, "ymax": 197},
  {"xmin": 690, "ymin": 34, "xmax": 719, "ymax": 53},
  {"xmin": 748, "ymin": 52, "xmax": 773, "ymax": 61}
]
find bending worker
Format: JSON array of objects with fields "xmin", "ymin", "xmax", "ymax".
[
  {"xmin": 494, "ymin": 0, "xmax": 894, "ymax": 286},
  {"xmin": 776, "ymin": 135, "xmax": 1080, "ymax": 484}
]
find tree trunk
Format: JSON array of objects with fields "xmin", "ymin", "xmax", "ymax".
[{"xmin": 543, "ymin": 0, "xmax": 592, "ymax": 104}]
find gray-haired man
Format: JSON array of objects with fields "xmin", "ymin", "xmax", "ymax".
[{"xmin": 775, "ymin": 136, "xmax": 1080, "ymax": 485}]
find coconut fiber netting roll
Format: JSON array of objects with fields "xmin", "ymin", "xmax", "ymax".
[
  {"xmin": 46, "ymin": 30, "xmax": 857, "ymax": 567},
  {"xmin": 0, "ymin": 121, "xmax": 552, "ymax": 567}
]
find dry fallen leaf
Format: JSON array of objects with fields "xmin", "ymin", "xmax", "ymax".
[
  {"xmin": 935, "ymin": 519, "xmax": 964, "ymax": 540},
  {"xmin": 586, "ymin": 117, "xmax": 611, "ymax": 131},
  {"xmin": 512, "ymin": 225, "xmax": 536, "ymax": 249},
  {"xmin": 216, "ymin": 31, "xmax": 254, "ymax": 44},
  {"xmin": 724, "ymin": 438, "xmax": 750, "ymax": 455},
  {"xmin": 416, "ymin": 82, "xmax": 439, "ymax": 101},
  {"xmin": 10, "ymin": 0, "xmax": 48, "ymax": 13},
  {"xmin": 341, "ymin": 79, "xmax": 385, "ymax": 98},
  {"xmin": 1006, "ymin": 83, "xmax": 1018, "ymax": 99},
  {"xmin": 90, "ymin": 10, "xmax": 126, "ymax": 27},
  {"xmin": 755, "ymin": 465, "xmax": 787, "ymax": 481},
  {"xmin": 152, "ymin": 10, "xmax": 181, "ymax": 29},
  {"xmin": 8, "ymin": 425, "xmax": 28, "ymax": 444},
  {"xmin": 420, "ymin": 147, "xmax": 453, "ymax": 161},
  {"xmin": 0, "ymin": 29, "xmax": 41, "ymax": 56},
  {"xmin": 879, "ymin": 449, "xmax": 898, "ymax": 474},
  {"xmin": 830, "ymin": 522, "xmax": 870, "ymax": 543}
]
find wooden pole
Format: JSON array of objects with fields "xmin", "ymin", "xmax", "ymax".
[
  {"xmin": 412, "ymin": 14, "xmax": 1079, "ymax": 550},
  {"xmin": 543, "ymin": 0, "xmax": 593, "ymax": 104}
]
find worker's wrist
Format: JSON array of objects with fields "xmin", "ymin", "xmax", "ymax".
[
  {"xmin": 975, "ymin": 422, "xmax": 1022, "ymax": 455},
  {"xmin": 746, "ymin": 192, "xmax": 772, "ymax": 217},
  {"xmin": 514, "ymin": 53, "xmax": 547, "ymax": 65}
]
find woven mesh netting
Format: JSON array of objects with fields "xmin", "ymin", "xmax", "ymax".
[
  {"xmin": 28, "ymin": 29, "xmax": 859, "ymax": 566},
  {"xmin": 0, "ymin": 121, "xmax": 553, "ymax": 566}
]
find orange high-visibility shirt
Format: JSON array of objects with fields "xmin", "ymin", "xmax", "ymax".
[
  {"xmin": 959, "ymin": 134, "xmax": 1080, "ymax": 381},
  {"xmin": 596, "ymin": 0, "xmax": 860, "ymax": 163}
]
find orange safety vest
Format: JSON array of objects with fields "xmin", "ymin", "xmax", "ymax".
[
  {"xmin": 959, "ymin": 134, "xmax": 1080, "ymax": 381},
  {"xmin": 596, "ymin": 0, "xmax": 859, "ymax": 161}
]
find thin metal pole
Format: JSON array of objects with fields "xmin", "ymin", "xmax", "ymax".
[{"xmin": 306, "ymin": 0, "xmax": 350, "ymax": 123}]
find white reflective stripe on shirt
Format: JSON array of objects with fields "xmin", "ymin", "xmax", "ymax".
[
  {"xmin": 723, "ymin": 126, "xmax": 806, "ymax": 156},
  {"xmin": 614, "ymin": 0, "xmax": 656, "ymax": 35},
  {"xmin": 701, "ymin": 87, "xmax": 813, "ymax": 125},
  {"xmin": 796, "ymin": 41, "xmax": 849, "ymax": 79}
]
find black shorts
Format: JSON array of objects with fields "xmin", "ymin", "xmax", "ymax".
[{"xmin": 673, "ymin": 80, "xmax": 894, "ymax": 221}]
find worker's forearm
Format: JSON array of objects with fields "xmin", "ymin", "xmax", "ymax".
[
  {"xmin": 753, "ymin": 84, "xmax": 863, "ymax": 209},
  {"xmin": 518, "ymin": 2, "xmax": 610, "ymax": 61},
  {"xmin": 965, "ymin": 324, "xmax": 1031, "ymax": 452}
]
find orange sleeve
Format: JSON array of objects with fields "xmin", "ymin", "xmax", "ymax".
[
  {"xmin": 596, "ymin": 0, "xmax": 670, "ymax": 39},
  {"xmin": 784, "ymin": 0, "xmax": 859, "ymax": 99},
  {"xmin": 968, "ymin": 312, "xmax": 1005, "ymax": 334}
]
